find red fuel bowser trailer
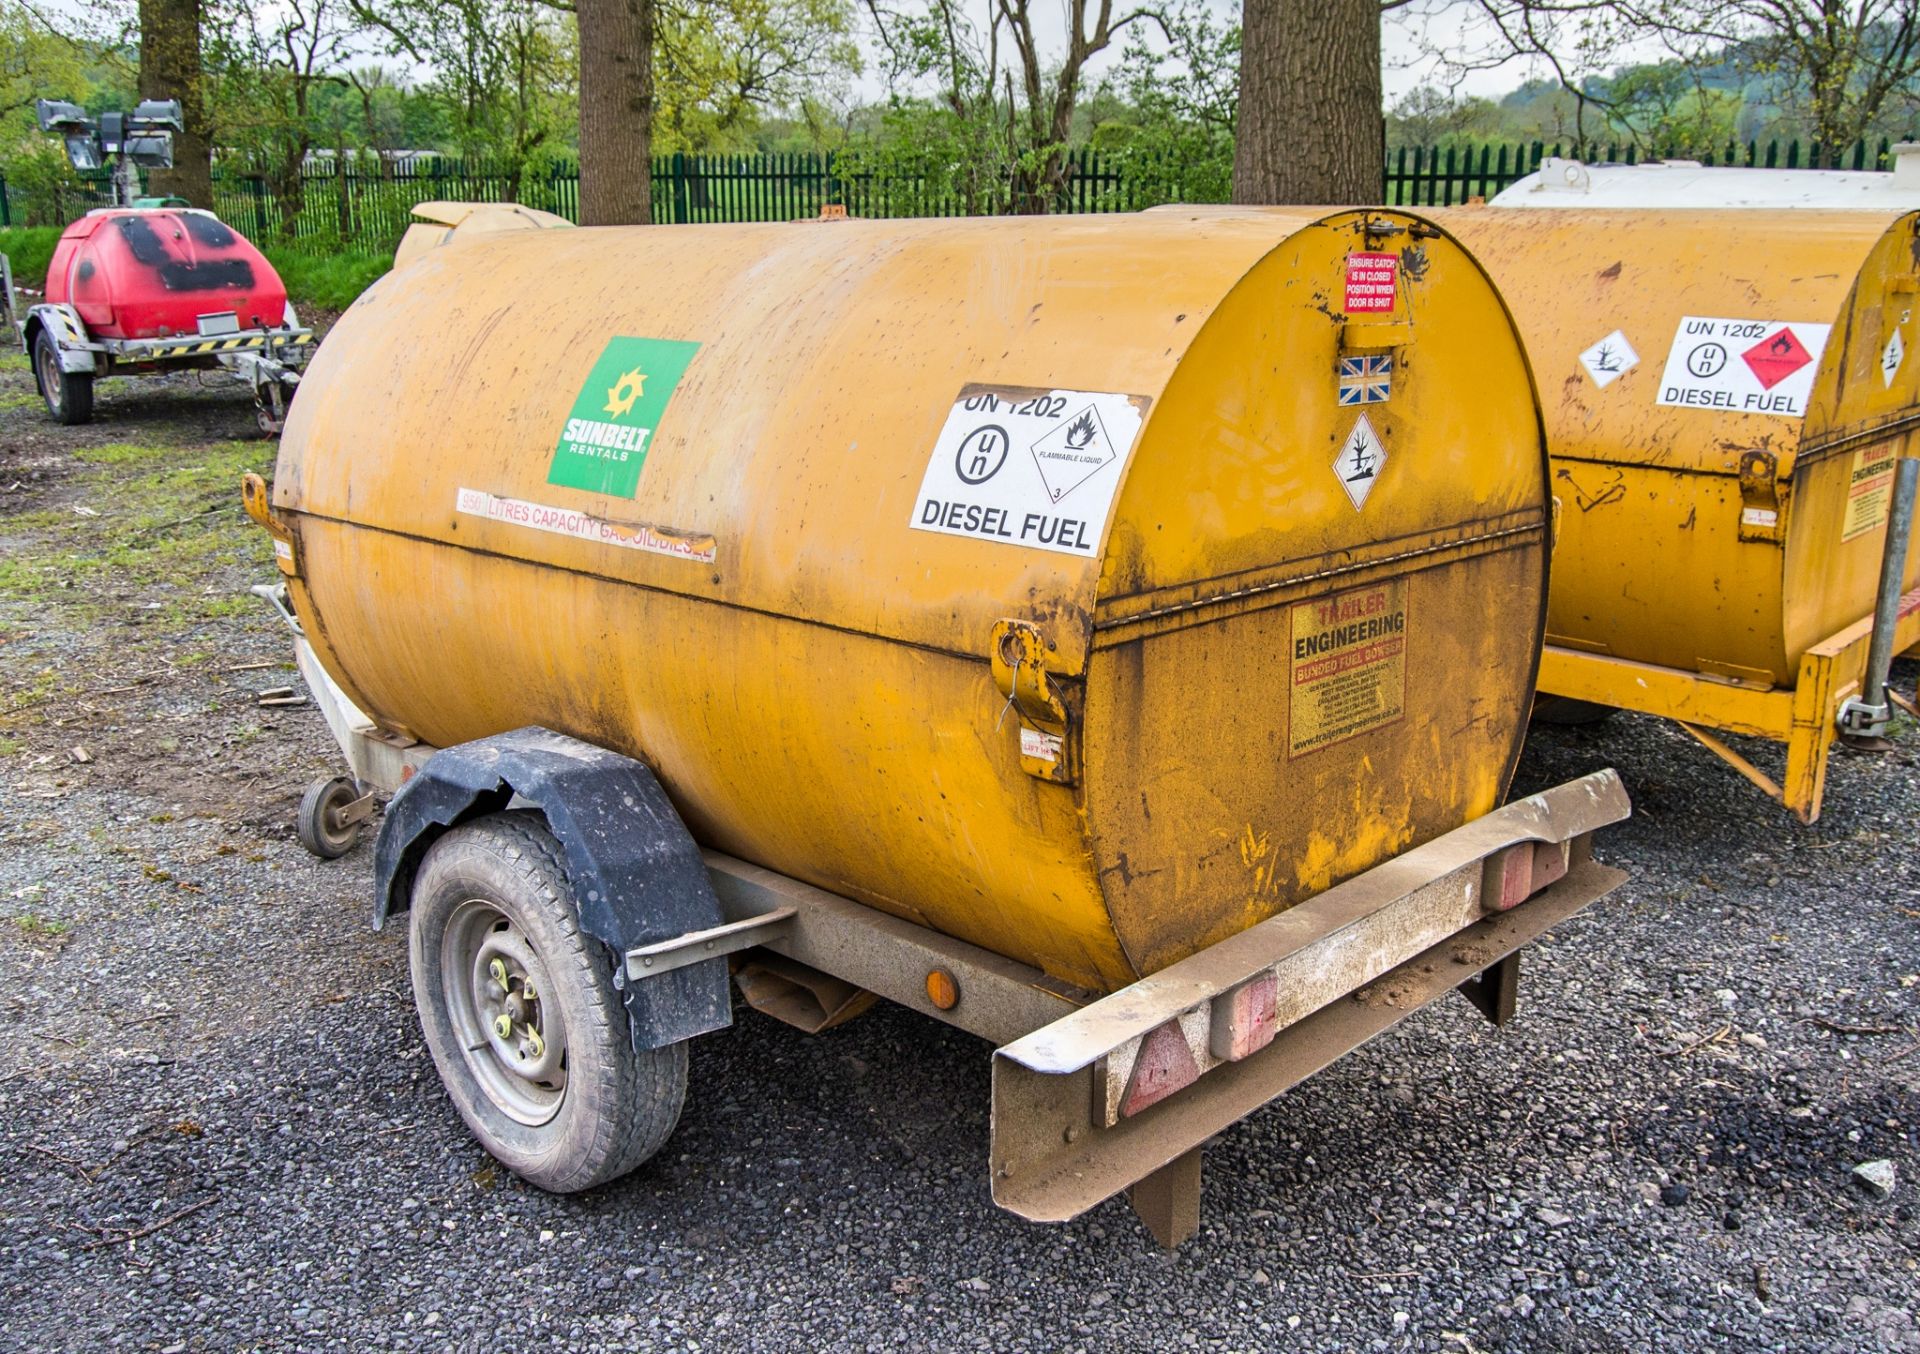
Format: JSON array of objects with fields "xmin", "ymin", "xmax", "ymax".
[{"xmin": 0, "ymin": 100, "xmax": 312, "ymax": 432}]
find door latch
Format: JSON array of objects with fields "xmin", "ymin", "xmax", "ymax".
[
  {"xmin": 1737, "ymin": 449, "xmax": 1784, "ymax": 543},
  {"xmin": 989, "ymin": 619, "xmax": 1075, "ymax": 785}
]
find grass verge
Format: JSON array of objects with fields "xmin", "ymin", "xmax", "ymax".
[{"xmin": 0, "ymin": 438, "xmax": 278, "ymax": 628}]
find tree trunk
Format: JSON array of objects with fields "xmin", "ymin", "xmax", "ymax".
[
  {"xmin": 138, "ymin": 0, "xmax": 213, "ymax": 208},
  {"xmin": 576, "ymin": 0, "xmax": 654, "ymax": 225},
  {"xmin": 1232, "ymin": 0, "xmax": 1383, "ymax": 204}
]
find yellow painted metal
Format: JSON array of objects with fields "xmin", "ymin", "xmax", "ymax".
[
  {"xmin": 391, "ymin": 200, "xmax": 572, "ymax": 273},
  {"xmin": 1539, "ymin": 583, "xmax": 1920, "ymax": 821},
  {"xmin": 265, "ymin": 209, "xmax": 1549, "ymax": 991},
  {"xmin": 1435, "ymin": 207, "xmax": 1920, "ymax": 820},
  {"xmin": 1439, "ymin": 207, "xmax": 1920, "ymax": 682}
]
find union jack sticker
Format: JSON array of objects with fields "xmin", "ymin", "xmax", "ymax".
[{"xmin": 1337, "ymin": 354, "xmax": 1392, "ymax": 406}]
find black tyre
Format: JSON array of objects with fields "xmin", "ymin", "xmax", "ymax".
[
  {"xmin": 409, "ymin": 811, "xmax": 687, "ymax": 1193},
  {"xmin": 32, "ymin": 328, "xmax": 93, "ymax": 426},
  {"xmin": 296, "ymin": 776, "xmax": 363, "ymax": 859}
]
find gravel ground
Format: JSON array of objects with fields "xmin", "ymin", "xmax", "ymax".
[{"xmin": 1, "ymin": 375, "xmax": 1916, "ymax": 1352}]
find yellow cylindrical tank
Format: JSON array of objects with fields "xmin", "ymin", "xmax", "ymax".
[
  {"xmin": 271, "ymin": 210, "xmax": 1550, "ymax": 993},
  {"xmin": 1438, "ymin": 208, "xmax": 1920, "ymax": 686}
]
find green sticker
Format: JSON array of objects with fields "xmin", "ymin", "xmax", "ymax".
[{"xmin": 548, "ymin": 336, "xmax": 701, "ymax": 497}]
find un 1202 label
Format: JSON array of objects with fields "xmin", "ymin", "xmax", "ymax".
[
  {"xmin": 1656, "ymin": 316, "xmax": 1830, "ymax": 417},
  {"xmin": 907, "ymin": 385, "xmax": 1149, "ymax": 557}
]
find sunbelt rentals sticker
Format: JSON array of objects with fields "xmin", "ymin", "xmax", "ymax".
[{"xmin": 549, "ymin": 336, "xmax": 701, "ymax": 497}]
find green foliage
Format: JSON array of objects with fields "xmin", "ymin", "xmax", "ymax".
[
  {"xmin": 1, "ymin": 137, "xmax": 102, "ymax": 226},
  {"xmin": 834, "ymin": 100, "xmax": 1013, "ymax": 215},
  {"xmin": 1386, "ymin": 86, "xmax": 1502, "ymax": 149},
  {"xmin": 1088, "ymin": 0, "xmax": 1239, "ymax": 204},
  {"xmin": 0, "ymin": 0, "xmax": 95, "ymax": 140},
  {"xmin": 0, "ymin": 224, "xmax": 61, "ymax": 283},
  {"xmin": 1603, "ymin": 63, "xmax": 1742, "ymax": 155},
  {"xmin": 261, "ymin": 244, "xmax": 391, "ymax": 310},
  {"xmin": 353, "ymin": 0, "xmax": 577, "ymax": 170},
  {"xmin": 655, "ymin": 0, "xmax": 859, "ymax": 154}
]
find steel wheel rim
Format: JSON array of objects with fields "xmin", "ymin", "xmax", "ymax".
[
  {"xmin": 314, "ymin": 782, "xmax": 357, "ymax": 851},
  {"xmin": 442, "ymin": 897, "xmax": 568, "ymax": 1127},
  {"xmin": 38, "ymin": 345, "xmax": 61, "ymax": 415}
]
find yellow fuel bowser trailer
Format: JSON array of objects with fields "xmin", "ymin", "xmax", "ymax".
[
  {"xmin": 1438, "ymin": 207, "xmax": 1920, "ymax": 823},
  {"xmin": 245, "ymin": 207, "xmax": 1629, "ymax": 1246}
]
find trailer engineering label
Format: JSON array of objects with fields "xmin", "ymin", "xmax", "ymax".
[
  {"xmin": 549, "ymin": 336, "xmax": 702, "ymax": 497},
  {"xmin": 908, "ymin": 384, "xmax": 1149, "ymax": 557},
  {"xmin": 1841, "ymin": 443, "xmax": 1899, "ymax": 542},
  {"xmin": 1288, "ymin": 580, "xmax": 1407, "ymax": 756}
]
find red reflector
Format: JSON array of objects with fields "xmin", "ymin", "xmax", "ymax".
[{"xmin": 1122, "ymin": 1021, "xmax": 1201, "ymax": 1118}]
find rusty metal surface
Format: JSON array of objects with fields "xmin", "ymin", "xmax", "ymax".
[
  {"xmin": 271, "ymin": 209, "xmax": 1548, "ymax": 992},
  {"xmin": 1440, "ymin": 207, "xmax": 1920, "ymax": 688},
  {"xmin": 624, "ymin": 906, "xmax": 797, "ymax": 980},
  {"xmin": 987, "ymin": 769, "xmax": 1627, "ymax": 1225},
  {"xmin": 996, "ymin": 768, "xmax": 1626, "ymax": 1078},
  {"xmin": 1540, "ymin": 581, "xmax": 1920, "ymax": 820},
  {"xmin": 703, "ymin": 852, "xmax": 1089, "ymax": 1047},
  {"xmin": 990, "ymin": 848, "xmax": 1627, "ymax": 1226}
]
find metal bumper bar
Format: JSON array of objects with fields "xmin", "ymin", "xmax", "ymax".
[
  {"xmin": 107, "ymin": 329, "xmax": 313, "ymax": 361},
  {"xmin": 988, "ymin": 769, "xmax": 1630, "ymax": 1238}
]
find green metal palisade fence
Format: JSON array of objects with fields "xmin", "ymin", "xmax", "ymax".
[
  {"xmin": 1381, "ymin": 136, "xmax": 1912, "ymax": 206},
  {"xmin": 0, "ymin": 137, "xmax": 1912, "ymax": 237}
]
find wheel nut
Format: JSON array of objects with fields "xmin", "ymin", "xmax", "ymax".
[
  {"xmin": 489, "ymin": 958, "xmax": 508, "ymax": 986},
  {"xmin": 493, "ymin": 1014, "xmax": 513, "ymax": 1039}
]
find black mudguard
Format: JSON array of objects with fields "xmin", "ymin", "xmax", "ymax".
[{"xmin": 372, "ymin": 727, "xmax": 731, "ymax": 1050}]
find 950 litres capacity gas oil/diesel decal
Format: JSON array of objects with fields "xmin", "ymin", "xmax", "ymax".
[
  {"xmin": 548, "ymin": 336, "xmax": 701, "ymax": 497},
  {"xmin": 1288, "ymin": 579, "xmax": 1408, "ymax": 757},
  {"xmin": 908, "ymin": 385, "xmax": 1149, "ymax": 557}
]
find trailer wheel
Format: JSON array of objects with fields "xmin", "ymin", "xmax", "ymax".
[
  {"xmin": 296, "ymin": 776, "xmax": 363, "ymax": 859},
  {"xmin": 409, "ymin": 811, "xmax": 687, "ymax": 1193},
  {"xmin": 32, "ymin": 329, "xmax": 93, "ymax": 426}
]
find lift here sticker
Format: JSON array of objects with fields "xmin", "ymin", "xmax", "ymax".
[
  {"xmin": 1656, "ymin": 317, "xmax": 1831, "ymax": 418},
  {"xmin": 548, "ymin": 336, "xmax": 701, "ymax": 497},
  {"xmin": 908, "ymin": 385, "xmax": 1149, "ymax": 556}
]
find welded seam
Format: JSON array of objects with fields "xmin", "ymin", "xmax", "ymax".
[{"xmin": 1093, "ymin": 521, "xmax": 1543, "ymax": 631}]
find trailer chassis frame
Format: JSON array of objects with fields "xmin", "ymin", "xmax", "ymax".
[
  {"xmin": 275, "ymin": 603, "xmax": 1629, "ymax": 1247},
  {"xmin": 1538, "ymin": 584, "xmax": 1920, "ymax": 824}
]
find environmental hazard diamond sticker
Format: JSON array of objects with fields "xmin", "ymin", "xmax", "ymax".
[
  {"xmin": 1741, "ymin": 326, "xmax": 1813, "ymax": 390},
  {"xmin": 1029, "ymin": 404, "xmax": 1118, "ymax": 504},
  {"xmin": 1884, "ymin": 327, "xmax": 1906, "ymax": 389},
  {"xmin": 1333, "ymin": 412, "xmax": 1386, "ymax": 511},
  {"xmin": 1577, "ymin": 330, "xmax": 1638, "ymax": 389}
]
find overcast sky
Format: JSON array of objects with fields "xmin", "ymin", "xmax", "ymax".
[
  {"xmin": 53, "ymin": 0, "xmax": 1561, "ymax": 111},
  {"xmin": 844, "ymin": 0, "xmax": 1563, "ymax": 107}
]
